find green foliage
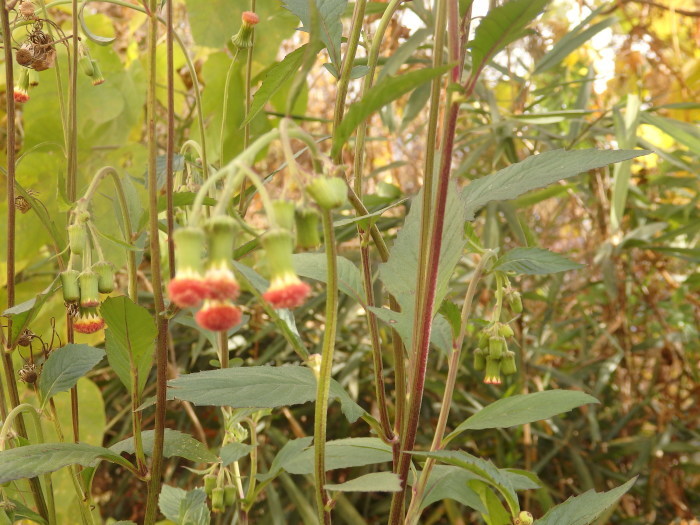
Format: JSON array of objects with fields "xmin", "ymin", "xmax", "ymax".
[
  {"xmin": 282, "ymin": 0, "xmax": 347, "ymax": 67},
  {"xmin": 109, "ymin": 429, "xmax": 218, "ymax": 463},
  {"xmin": 279, "ymin": 437, "xmax": 392, "ymax": 474},
  {"xmin": 158, "ymin": 485, "xmax": 210, "ymax": 525},
  {"xmin": 324, "ymin": 472, "xmax": 401, "ymax": 492},
  {"xmin": 38, "ymin": 344, "xmax": 105, "ymax": 407},
  {"xmin": 494, "ymin": 248, "xmax": 584, "ymax": 275}
]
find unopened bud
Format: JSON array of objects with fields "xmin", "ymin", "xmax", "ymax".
[
  {"xmin": 488, "ymin": 336, "xmax": 505, "ymax": 360},
  {"xmin": 498, "ymin": 323, "xmax": 514, "ymax": 338},
  {"xmin": 501, "ymin": 350, "xmax": 517, "ymax": 376},
  {"xmin": 93, "ymin": 261, "xmax": 115, "ymax": 293},
  {"xmin": 514, "ymin": 511, "xmax": 534, "ymax": 525},
  {"xmin": 231, "ymin": 11, "xmax": 259, "ymax": 49},
  {"xmin": 60, "ymin": 270, "xmax": 81, "ymax": 302},
  {"xmin": 484, "ymin": 358, "xmax": 502, "ymax": 385},
  {"xmin": 224, "ymin": 485, "xmax": 236, "ymax": 507},
  {"xmin": 79, "ymin": 270, "xmax": 100, "ymax": 308},
  {"xmin": 295, "ymin": 207, "xmax": 321, "ymax": 250},
  {"xmin": 203, "ymin": 474, "xmax": 217, "ymax": 496},
  {"xmin": 68, "ymin": 223, "xmax": 87, "ymax": 255},
  {"xmin": 211, "ymin": 487, "xmax": 225, "ymax": 512},
  {"xmin": 305, "ymin": 176, "xmax": 348, "ymax": 210},
  {"xmin": 271, "ymin": 200, "xmax": 295, "ymax": 231},
  {"xmin": 79, "ymin": 55, "xmax": 94, "ymax": 77},
  {"xmin": 91, "ymin": 59, "xmax": 104, "ymax": 86},
  {"xmin": 508, "ymin": 291, "xmax": 523, "ymax": 314},
  {"xmin": 473, "ymin": 348, "xmax": 486, "ymax": 371}
]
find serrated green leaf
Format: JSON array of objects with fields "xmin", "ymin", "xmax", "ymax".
[
  {"xmin": 0, "ymin": 443, "xmax": 134, "ymax": 483},
  {"xmin": 494, "ymin": 247, "xmax": 583, "ymax": 275},
  {"xmin": 325, "ymin": 472, "xmax": 401, "ymax": 492},
  {"xmin": 292, "ymin": 253, "xmax": 364, "ymax": 305},
  {"xmin": 168, "ymin": 366, "xmax": 364, "ymax": 423},
  {"xmin": 462, "ymin": 149, "xmax": 650, "ymax": 221},
  {"xmin": 332, "ymin": 65, "xmax": 452, "ymax": 157},
  {"xmin": 283, "ymin": 0, "xmax": 347, "ymax": 66},
  {"xmin": 448, "ymin": 390, "xmax": 598, "ymax": 440},
  {"xmin": 159, "ymin": 485, "xmax": 210, "ymax": 525},
  {"xmin": 537, "ymin": 477, "xmax": 637, "ymax": 525},
  {"xmin": 38, "ymin": 344, "xmax": 105, "ymax": 408},
  {"xmin": 100, "ymin": 296, "xmax": 156, "ymax": 396},
  {"xmin": 280, "ymin": 437, "xmax": 392, "ymax": 475},
  {"xmin": 2, "ymin": 279, "xmax": 59, "ymax": 347},
  {"xmin": 219, "ymin": 442, "xmax": 254, "ymax": 467},
  {"xmin": 470, "ymin": 0, "xmax": 549, "ymax": 77},
  {"xmin": 110, "ymin": 429, "xmax": 218, "ymax": 463}
]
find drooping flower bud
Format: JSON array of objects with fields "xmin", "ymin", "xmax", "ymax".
[
  {"xmin": 501, "ymin": 350, "xmax": 517, "ymax": 376},
  {"xmin": 508, "ymin": 290, "xmax": 523, "ymax": 314},
  {"xmin": 91, "ymin": 59, "xmax": 104, "ymax": 86},
  {"xmin": 203, "ymin": 474, "xmax": 217, "ymax": 496},
  {"xmin": 93, "ymin": 261, "xmax": 115, "ymax": 294},
  {"xmin": 195, "ymin": 300, "xmax": 242, "ymax": 332},
  {"xmin": 68, "ymin": 223, "xmax": 87, "ymax": 255},
  {"xmin": 483, "ymin": 358, "xmax": 502, "ymax": 385},
  {"xmin": 271, "ymin": 200, "xmax": 295, "ymax": 232},
  {"xmin": 73, "ymin": 307, "xmax": 105, "ymax": 334},
  {"xmin": 477, "ymin": 331, "xmax": 490, "ymax": 350},
  {"xmin": 203, "ymin": 216, "xmax": 239, "ymax": 301},
  {"xmin": 488, "ymin": 336, "xmax": 505, "ymax": 360},
  {"xmin": 295, "ymin": 207, "xmax": 321, "ymax": 250},
  {"xmin": 211, "ymin": 487, "xmax": 225, "ymax": 513},
  {"xmin": 79, "ymin": 270, "xmax": 100, "ymax": 308},
  {"xmin": 261, "ymin": 229, "xmax": 310, "ymax": 309},
  {"xmin": 231, "ymin": 11, "xmax": 259, "ymax": 50},
  {"xmin": 305, "ymin": 176, "xmax": 348, "ymax": 210},
  {"xmin": 473, "ymin": 348, "xmax": 486, "ymax": 371},
  {"xmin": 498, "ymin": 323, "xmax": 514, "ymax": 338},
  {"xmin": 168, "ymin": 227, "xmax": 208, "ymax": 308},
  {"xmin": 223, "ymin": 485, "xmax": 236, "ymax": 507},
  {"xmin": 79, "ymin": 55, "xmax": 94, "ymax": 77},
  {"xmin": 60, "ymin": 270, "xmax": 81, "ymax": 302},
  {"xmin": 13, "ymin": 67, "xmax": 30, "ymax": 103}
]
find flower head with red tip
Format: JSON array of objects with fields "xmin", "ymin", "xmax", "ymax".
[
  {"xmin": 263, "ymin": 274, "xmax": 311, "ymax": 310},
  {"xmin": 74, "ymin": 307, "xmax": 105, "ymax": 334},
  {"xmin": 13, "ymin": 67, "xmax": 30, "ymax": 103},
  {"xmin": 195, "ymin": 300, "xmax": 242, "ymax": 332},
  {"xmin": 168, "ymin": 227, "xmax": 208, "ymax": 308},
  {"xmin": 261, "ymin": 228, "xmax": 311, "ymax": 309},
  {"xmin": 203, "ymin": 216, "xmax": 239, "ymax": 301}
]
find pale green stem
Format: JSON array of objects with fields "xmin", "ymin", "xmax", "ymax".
[{"xmin": 219, "ymin": 48, "xmax": 241, "ymax": 166}]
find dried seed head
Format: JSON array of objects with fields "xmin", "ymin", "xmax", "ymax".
[
  {"xmin": 15, "ymin": 195, "xmax": 31, "ymax": 213},
  {"xmin": 17, "ymin": 328, "xmax": 36, "ymax": 347},
  {"xmin": 16, "ymin": 47, "xmax": 33, "ymax": 67},
  {"xmin": 18, "ymin": 1, "xmax": 36, "ymax": 18},
  {"xmin": 19, "ymin": 363, "xmax": 38, "ymax": 384}
]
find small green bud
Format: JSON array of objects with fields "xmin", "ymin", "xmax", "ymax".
[
  {"xmin": 498, "ymin": 323, "xmax": 514, "ymax": 338},
  {"xmin": 68, "ymin": 223, "xmax": 87, "ymax": 255},
  {"xmin": 231, "ymin": 11, "xmax": 259, "ymax": 49},
  {"xmin": 93, "ymin": 261, "xmax": 115, "ymax": 293},
  {"xmin": 224, "ymin": 485, "xmax": 236, "ymax": 507},
  {"xmin": 262, "ymin": 228, "xmax": 295, "ymax": 279},
  {"xmin": 91, "ymin": 59, "xmax": 104, "ymax": 86},
  {"xmin": 295, "ymin": 207, "xmax": 321, "ymax": 250},
  {"xmin": 484, "ymin": 358, "xmax": 502, "ymax": 385},
  {"xmin": 477, "ymin": 331, "xmax": 490, "ymax": 350},
  {"xmin": 514, "ymin": 511, "xmax": 534, "ymax": 525},
  {"xmin": 508, "ymin": 291, "xmax": 523, "ymax": 314},
  {"xmin": 473, "ymin": 348, "xmax": 486, "ymax": 371},
  {"xmin": 501, "ymin": 350, "xmax": 517, "ymax": 376},
  {"xmin": 271, "ymin": 200, "xmax": 296, "ymax": 232},
  {"xmin": 205, "ymin": 215, "xmax": 236, "ymax": 264},
  {"xmin": 60, "ymin": 270, "xmax": 81, "ymax": 302},
  {"xmin": 79, "ymin": 270, "xmax": 101, "ymax": 308},
  {"xmin": 305, "ymin": 176, "xmax": 348, "ymax": 210},
  {"xmin": 211, "ymin": 487, "xmax": 225, "ymax": 513},
  {"xmin": 203, "ymin": 474, "xmax": 217, "ymax": 496},
  {"xmin": 488, "ymin": 336, "xmax": 505, "ymax": 360},
  {"xmin": 79, "ymin": 55, "xmax": 94, "ymax": 77},
  {"xmin": 173, "ymin": 226, "xmax": 206, "ymax": 276}
]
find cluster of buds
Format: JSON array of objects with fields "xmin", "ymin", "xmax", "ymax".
[
  {"xmin": 203, "ymin": 474, "xmax": 237, "ymax": 513},
  {"xmin": 231, "ymin": 11, "xmax": 259, "ymax": 50},
  {"xmin": 168, "ymin": 217, "xmax": 243, "ymax": 332},
  {"xmin": 61, "ymin": 262, "xmax": 115, "ymax": 334},
  {"xmin": 473, "ymin": 322, "xmax": 517, "ymax": 385}
]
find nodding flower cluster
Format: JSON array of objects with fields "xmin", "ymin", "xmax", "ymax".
[{"xmin": 61, "ymin": 214, "xmax": 115, "ymax": 334}]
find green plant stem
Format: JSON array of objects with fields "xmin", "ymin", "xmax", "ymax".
[
  {"xmin": 313, "ymin": 209, "xmax": 340, "ymax": 524},
  {"xmin": 143, "ymin": 0, "xmax": 169, "ymax": 519},
  {"xmin": 242, "ymin": 418, "xmax": 258, "ymax": 513},
  {"xmin": 131, "ymin": 364, "xmax": 148, "ymax": 474},
  {"xmin": 218, "ymin": 331, "xmax": 229, "ymax": 369},
  {"xmin": 237, "ymin": 0, "xmax": 256, "ymax": 216},
  {"xmin": 219, "ymin": 48, "xmax": 241, "ymax": 166},
  {"xmin": 0, "ymin": 0, "xmax": 50, "ymax": 517},
  {"xmin": 389, "ymin": 0, "xmax": 462, "ymax": 521},
  {"xmin": 404, "ymin": 252, "xmax": 493, "ymax": 524},
  {"xmin": 0, "ymin": 404, "xmax": 57, "ymax": 525},
  {"xmin": 165, "ymin": 0, "xmax": 176, "ymax": 279},
  {"xmin": 331, "ymin": 0, "xmax": 366, "ymax": 165}
]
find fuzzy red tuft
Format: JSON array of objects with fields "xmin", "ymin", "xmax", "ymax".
[
  {"xmin": 241, "ymin": 11, "xmax": 259, "ymax": 25},
  {"xmin": 168, "ymin": 277, "xmax": 209, "ymax": 308},
  {"xmin": 74, "ymin": 315, "xmax": 105, "ymax": 334},
  {"xmin": 263, "ymin": 280, "xmax": 311, "ymax": 309},
  {"xmin": 13, "ymin": 90, "xmax": 29, "ymax": 103},
  {"xmin": 195, "ymin": 301, "xmax": 242, "ymax": 332},
  {"xmin": 483, "ymin": 376, "xmax": 502, "ymax": 385},
  {"xmin": 203, "ymin": 268, "xmax": 240, "ymax": 301}
]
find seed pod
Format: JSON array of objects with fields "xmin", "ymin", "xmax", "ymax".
[
  {"xmin": 271, "ymin": 200, "xmax": 295, "ymax": 232},
  {"xmin": 295, "ymin": 206, "xmax": 321, "ymax": 250},
  {"xmin": 305, "ymin": 176, "xmax": 348, "ymax": 210},
  {"xmin": 79, "ymin": 270, "xmax": 100, "ymax": 308},
  {"xmin": 93, "ymin": 261, "xmax": 115, "ymax": 293},
  {"xmin": 501, "ymin": 350, "xmax": 517, "ymax": 376},
  {"xmin": 211, "ymin": 487, "xmax": 225, "ymax": 513},
  {"xmin": 203, "ymin": 474, "xmax": 217, "ymax": 496},
  {"xmin": 16, "ymin": 46, "xmax": 33, "ymax": 67},
  {"xmin": 498, "ymin": 323, "xmax": 514, "ymax": 338},
  {"xmin": 488, "ymin": 336, "xmax": 505, "ymax": 360},
  {"xmin": 61, "ymin": 270, "xmax": 81, "ymax": 302},
  {"xmin": 68, "ymin": 223, "xmax": 87, "ymax": 255},
  {"xmin": 223, "ymin": 485, "xmax": 236, "ymax": 507},
  {"xmin": 473, "ymin": 348, "xmax": 486, "ymax": 371}
]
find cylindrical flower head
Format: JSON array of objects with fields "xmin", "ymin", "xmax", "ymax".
[
  {"xmin": 305, "ymin": 176, "xmax": 348, "ymax": 210},
  {"xmin": 13, "ymin": 67, "xmax": 30, "ymax": 103},
  {"xmin": 508, "ymin": 290, "xmax": 523, "ymax": 314},
  {"xmin": 223, "ymin": 485, "xmax": 236, "ymax": 507},
  {"xmin": 91, "ymin": 59, "xmax": 104, "ymax": 86},
  {"xmin": 231, "ymin": 11, "xmax": 259, "ymax": 49},
  {"xmin": 211, "ymin": 487, "xmax": 225, "ymax": 513},
  {"xmin": 79, "ymin": 270, "xmax": 100, "ymax": 308},
  {"xmin": 73, "ymin": 307, "xmax": 105, "ymax": 334},
  {"xmin": 203, "ymin": 216, "xmax": 239, "ymax": 300},
  {"xmin": 501, "ymin": 350, "xmax": 517, "ymax": 376},
  {"xmin": 93, "ymin": 261, "xmax": 115, "ymax": 293},
  {"xmin": 272, "ymin": 200, "xmax": 295, "ymax": 231},
  {"xmin": 61, "ymin": 270, "xmax": 81, "ymax": 302},
  {"xmin": 68, "ymin": 223, "xmax": 87, "ymax": 255},
  {"xmin": 168, "ymin": 227, "xmax": 208, "ymax": 308},
  {"xmin": 477, "ymin": 331, "xmax": 490, "ymax": 350},
  {"xmin": 295, "ymin": 207, "xmax": 321, "ymax": 250},
  {"xmin": 473, "ymin": 348, "xmax": 486, "ymax": 371},
  {"xmin": 488, "ymin": 336, "xmax": 505, "ymax": 360},
  {"xmin": 498, "ymin": 322, "xmax": 514, "ymax": 338},
  {"xmin": 261, "ymin": 229, "xmax": 311, "ymax": 309},
  {"xmin": 483, "ymin": 358, "xmax": 502, "ymax": 385},
  {"xmin": 79, "ymin": 55, "xmax": 94, "ymax": 77},
  {"xmin": 203, "ymin": 474, "xmax": 217, "ymax": 496},
  {"xmin": 195, "ymin": 300, "xmax": 242, "ymax": 332}
]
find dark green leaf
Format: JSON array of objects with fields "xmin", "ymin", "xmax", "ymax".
[
  {"xmin": 39, "ymin": 344, "xmax": 105, "ymax": 407},
  {"xmin": 110, "ymin": 429, "xmax": 218, "ymax": 463},
  {"xmin": 332, "ymin": 65, "xmax": 452, "ymax": 157},
  {"xmin": 280, "ymin": 437, "xmax": 392, "ymax": 474},
  {"xmin": 220, "ymin": 443, "xmax": 254, "ymax": 467},
  {"xmin": 325, "ymin": 472, "xmax": 401, "ymax": 492},
  {"xmin": 494, "ymin": 247, "xmax": 584, "ymax": 275},
  {"xmin": 462, "ymin": 149, "xmax": 650, "ymax": 221},
  {"xmin": 283, "ymin": 0, "xmax": 347, "ymax": 66},
  {"xmin": 100, "ymin": 296, "xmax": 157, "ymax": 396},
  {"xmin": 168, "ymin": 366, "xmax": 364, "ymax": 423},
  {"xmin": 2, "ymin": 279, "xmax": 59, "ymax": 347},
  {"xmin": 258, "ymin": 437, "xmax": 313, "ymax": 483},
  {"xmin": 159, "ymin": 485, "xmax": 210, "ymax": 525},
  {"xmin": 7, "ymin": 498, "xmax": 47, "ymax": 524},
  {"xmin": 0, "ymin": 443, "xmax": 134, "ymax": 483},
  {"xmin": 419, "ymin": 465, "xmax": 487, "ymax": 513},
  {"xmin": 537, "ymin": 477, "xmax": 637, "ymax": 525}
]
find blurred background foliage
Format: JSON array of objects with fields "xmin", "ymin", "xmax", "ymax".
[{"xmin": 1, "ymin": 0, "xmax": 698, "ymax": 523}]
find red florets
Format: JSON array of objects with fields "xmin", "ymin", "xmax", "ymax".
[
  {"xmin": 241, "ymin": 11, "xmax": 259, "ymax": 25},
  {"xmin": 195, "ymin": 300, "xmax": 242, "ymax": 332},
  {"xmin": 168, "ymin": 274, "xmax": 209, "ymax": 308},
  {"xmin": 203, "ymin": 265, "xmax": 240, "ymax": 301},
  {"xmin": 73, "ymin": 311, "xmax": 105, "ymax": 334},
  {"xmin": 13, "ymin": 89, "xmax": 29, "ymax": 103},
  {"xmin": 263, "ymin": 276, "xmax": 311, "ymax": 309}
]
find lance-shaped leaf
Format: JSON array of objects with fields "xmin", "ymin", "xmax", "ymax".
[
  {"xmin": 462, "ymin": 149, "xmax": 650, "ymax": 221},
  {"xmin": 283, "ymin": 0, "xmax": 347, "ymax": 67},
  {"xmin": 2, "ymin": 278, "xmax": 59, "ymax": 347},
  {"xmin": 325, "ymin": 472, "xmax": 401, "ymax": 492},
  {"xmin": 494, "ymin": 247, "xmax": 584, "ymax": 275},
  {"xmin": 279, "ymin": 437, "xmax": 392, "ymax": 475},
  {"xmin": 39, "ymin": 344, "xmax": 105, "ymax": 408},
  {"xmin": 110, "ymin": 429, "xmax": 218, "ymax": 463},
  {"xmin": 100, "ymin": 296, "xmax": 156, "ymax": 396}
]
